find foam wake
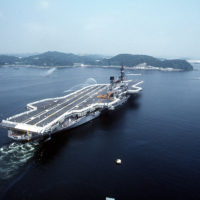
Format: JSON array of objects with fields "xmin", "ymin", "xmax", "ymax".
[
  {"xmin": 0, "ymin": 142, "xmax": 38, "ymax": 180},
  {"xmin": 64, "ymin": 77, "xmax": 97, "ymax": 93},
  {"xmin": 127, "ymin": 73, "xmax": 142, "ymax": 76},
  {"xmin": 44, "ymin": 67, "xmax": 56, "ymax": 77}
]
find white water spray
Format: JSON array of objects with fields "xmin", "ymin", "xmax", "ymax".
[
  {"xmin": 64, "ymin": 77, "xmax": 97, "ymax": 93},
  {"xmin": 44, "ymin": 67, "xmax": 56, "ymax": 77},
  {"xmin": 0, "ymin": 142, "xmax": 38, "ymax": 180},
  {"xmin": 85, "ymin": 77, "xmax": 97, "ymax": 85},
  {"xmin": 127, "ymin": 73, "xmax": 142, "ymax": 76}
]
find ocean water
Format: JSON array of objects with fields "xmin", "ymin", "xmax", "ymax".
[{"xmin": 0, "ymin": 65, "xmax": 200, "ymax": 200}]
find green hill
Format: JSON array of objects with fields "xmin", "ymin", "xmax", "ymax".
[
  {"xmin": 0, "ymin": 55, "xmax": 19, "ymax": 65},
  {"xmin": 21, "ymin": 51, "xmax": 98, "ymax": 66},
  {"xmin": 0, "ymin": 51, "xmax": 193, "ymax": 71},
  {"xmin": 100, "ymin": 54, "xmax": 193, "ymax": 71}
]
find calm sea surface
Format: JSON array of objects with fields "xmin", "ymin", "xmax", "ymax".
[{"xmin": 0, "ymin": 65, "xmax": 200, "ymax": 200}]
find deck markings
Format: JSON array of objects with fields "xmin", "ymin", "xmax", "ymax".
[
  {"xmin": 66, "ymin": 86, "xmax": 109, "ymax": 114},
  {"xmin": 23, "ymin": 85, "xmax": 99, "ymax": 124},
  {"xmin": 35, "ymin": 85, "xmax": 106, "ymax": 126},
  {"xmin": 34, "ymin": 85, "xmax": 107, "ymax": 126},
  {"xmin": 36, "ymin": 85, "xmax": 107, "ymax": 126}
]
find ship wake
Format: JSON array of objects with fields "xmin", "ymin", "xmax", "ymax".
[
  {"xmin": 64, "ymin": 77, "xmax": 97, "ymax": 93},
  {"xmin": 0, "ymin": 142, "xmax": 38, "ymax": 180}
]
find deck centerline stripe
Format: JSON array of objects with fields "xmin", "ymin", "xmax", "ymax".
[
  {"xmin": 66, "ymin": 86, "xmax": 109, "ymax": 114},
  {"xmin": 35, "ymin": 85, "xmax": 106, "ymax": 126},
  {"xmin": 35, "ymin": 85, "xmax": 107, "ymax": 126},
  {"xmin": 23, "ymin": 85, "xmax": 96, "ymax": 123},
  {"xmin": 23, "ymin": 85, "xmax": 99, "ymax": 124}
]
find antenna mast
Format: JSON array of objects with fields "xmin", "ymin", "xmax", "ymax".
[{"xmin": 120, "ymin": 65, "xmax": 125, "ymax": 82}]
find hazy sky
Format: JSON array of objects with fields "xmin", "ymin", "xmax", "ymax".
[{"xmin": 0, "ymin": 0, "xmax": 199, "ymax": 58}]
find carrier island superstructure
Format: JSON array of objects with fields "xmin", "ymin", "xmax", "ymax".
[{"xmin": 1, "ymin": 66, "xmax": 143, "ymax": 141}]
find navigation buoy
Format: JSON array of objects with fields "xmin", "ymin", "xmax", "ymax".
[
  {"xmin": 115, "ymin": 158, "xmax": 122, "ymax": 165},
  {"xmin": 106, "ymin": 197, "xmax": 115, "ymax": 200}
]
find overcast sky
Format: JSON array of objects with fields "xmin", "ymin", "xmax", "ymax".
[{"xmin": 0, "ymin": 0, "xmax": 199, "ymax": 58}]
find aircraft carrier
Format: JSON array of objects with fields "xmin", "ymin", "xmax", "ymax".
[{"xmin": 1, "ymin": 66, "xmax": 143, "ymax": 141}]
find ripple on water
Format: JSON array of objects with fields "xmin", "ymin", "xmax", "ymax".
[{"xmin": 0, "ymin": 142, "xmax": 38, "ymax": 180}]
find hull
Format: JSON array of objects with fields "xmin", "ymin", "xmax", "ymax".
[
  {"xmin": 68, "ymin": 111, "xmax": 101, "ymax": 129},
  {"xmin": 7, "ymin": 96, "xmax": 129, "ymax": 142},
  {"xmin": 8, "ymin": 111, "xmax": 101, "ymax": 141}
]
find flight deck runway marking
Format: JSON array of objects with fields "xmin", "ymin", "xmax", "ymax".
[
  {"xmin": 23, "ymin": 85, "xmax": 97, "ymax": 123},
  {"xmin": 37, "ymin": 85, "xmax": 109, "ymax": 127},
  {"xmin": 34, "ymin": 85, "xmax": 106, "ymax": 126},
  {"xmin": 34, "ymin": 85, "xmax": 107, "ymax": 126},
  {"xmin": 66, "ymin": 85, "xmax": 109, "ymax": 114},
  {"xmin": 23, "ymin": 85, "xmax": 100, "ymax": 124}
]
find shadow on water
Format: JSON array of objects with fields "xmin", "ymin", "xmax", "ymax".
[
  {"xmin": 99, "ymin": 96, "xmax": 140, "ymax": 128},
  {"xmin": 33, "ymin": 95, "xmax": 141, "ymax": 164},
  {"xmin": 0, "ymin": 95, "xmax": 141, "ymax": 166},
  {"xmin": 0, "ymin": 95, "xmax": 141, "ymax": 198}
]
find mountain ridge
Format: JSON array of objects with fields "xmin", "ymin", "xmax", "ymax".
[{"xmin": 0, "ymin": 51, "xmax": 193, "ymax": 71}]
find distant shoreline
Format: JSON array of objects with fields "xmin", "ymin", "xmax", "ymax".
[
  {"xmin": 0, "ymin": 51, "xmax": 193, "ymax": 71},
  {"xmin": 0, "ymin": 63, "xmax": 184, "ymax": 72},
  {"xmin": 187, "ymin": 60, "xmax": 200, "ymax": 64}
]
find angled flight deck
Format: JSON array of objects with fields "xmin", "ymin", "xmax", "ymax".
[{"xmin": 8, "ymin": 84, "xmax": 109, "ymax": 126}]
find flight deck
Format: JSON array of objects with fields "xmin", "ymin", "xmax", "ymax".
[{"xmin": 8, "ymin": 84, "xmax": 110, "ymax": 127}]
